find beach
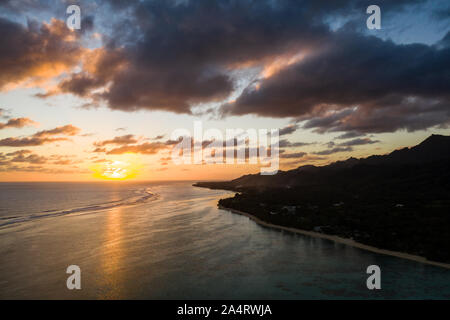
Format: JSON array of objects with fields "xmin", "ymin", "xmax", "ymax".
[{"xmin": 218, "ymin": 205, "xmax": 450, "ymax": 270}]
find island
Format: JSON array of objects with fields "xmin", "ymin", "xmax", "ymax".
[{"xmin": 195, "ymin": 134, "xmax": 450, "ymax": 265}]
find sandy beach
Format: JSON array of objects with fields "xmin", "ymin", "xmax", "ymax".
[{"xmin": 219, "ymin": 205, "xmax": 450, "ymax": 270}]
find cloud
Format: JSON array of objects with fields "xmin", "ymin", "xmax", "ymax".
[
  {"xmin": 52, "ymin": 159, "xmax": 76, "ymax": 165},
  {"xmin": 0, "ymin": 150, "xmax": 80, "ymax": 168},
  {"xmin": 433, "ymin": 7, "xmax": 450, "ymax": 20},
  {"xmin": 10, "ymin": 153, "xmax": 47, "ymax": 164},
  {"xmin": 313, "ymin": 146, "xmax": 353, "ymax": 155},
  {"xmin": 94, "ymin": 134, "xmax": 138, "ymax": 146},
  {"xmin": 2, "ymin": 0, "xmax": 448, "ymax": 137},
  {"xmin": 0, "ymin": 117, "xmax": 38, "ymax": 130},
  {"xmin": 6, "ymin": 149, "xmax": 32, "ymax": 156},
  {"xmin": 279, "ymin": 139, "xmax": 314, "ymax": 148},
  {"xmin": 0, "ymin": 164, "xmax": 87, "ymax": 174},
  {"xmin": 91, "ymin": 158, "xmax": 107, "ymax": 163},
  {"xmin": 338, "ymin": 138, "xmax": 379, "ymax": 146},
  {"xmin": 33, "ymin": 125, "xmax": 80, "ymax": 137},
  {"xmin": 279, "ymin": 123, "xmax": 299, "ymax": 136},
  {"xmin": 106, "ymin": 142, "xmax": 168, "ymax": 155},
  {"xmin": 0, "ymin": 137, "xmax": 67, "ymax": 147},
  {"xmin": 93, "ymin": 147, "xmax": 107, "ymax": 153},
  {"xmin": 280, "ymin": 154, "xmax": 327, "ymax": 169},
  {"xmin": 52, "ymin": 47, "xmax": 126, "ymax": 99},
  {"xmin": 335, "ymin": 131, "xmax": 366, "ymax": 139},
  {"xmin": 0, "ymin": 108, "xmax": 8, "ymax": 119},
  {"xmin": 280, "ymin": 151, "xmax": 307, "ymax": 159},
  {"xmin": 39, "ymin": 0, "xmax": 336, "ymax": 113},
  {"xmin": 0, "ymin": 18, "xmax": 85, "ymax": 90},
  {"xmin": 0, "ymin": 124, "xmax": 80, "ymax": 147},
  {"xmin": 221, "ymin": 29, "xmax": 450, "ymax": 133},
  {"xmin": 94, "ymin": 135, "xmax": 193, "ymax": 155}
]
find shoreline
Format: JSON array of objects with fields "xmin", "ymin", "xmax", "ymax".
[
  {"xmin": 0, "ymin": 192, "xmax": 158, "ymax": 230},
  {"xmin": 218, "ymin": 205, "xmax": 450, "ymax": 270}
]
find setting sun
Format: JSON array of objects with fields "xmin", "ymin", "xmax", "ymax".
[
  {"xmin": 102, "ymin": 160, "xmax": 129, "ymax": 179},
  {"xmin": 90, "ymin": 156, "xmax": 142, "ymax": 180}
]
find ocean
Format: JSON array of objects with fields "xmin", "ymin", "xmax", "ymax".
[{"xmin": 0, "ymin": 181, "xmax": 449, "ymax": 299}]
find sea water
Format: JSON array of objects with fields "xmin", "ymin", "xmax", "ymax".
[{"xmin": 0, "ymin": 181, "xmax": 449, "ymax": 299}]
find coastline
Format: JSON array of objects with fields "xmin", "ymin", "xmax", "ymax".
[
  {"xmin": 218, "ymin": 205, "xmax": 450, "ymax": 270},
  {"xmin": 0, "ymin": 191, "xmax": 158, "ymax": 230}
]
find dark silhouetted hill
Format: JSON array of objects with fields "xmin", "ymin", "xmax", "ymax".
[
  {"xmin": 195, "ymin": 134, "xmax": 450, "ymax": 190},
  {"xmin": 194, "ymin": 135, "xmax": 450, "ymax": 263}
]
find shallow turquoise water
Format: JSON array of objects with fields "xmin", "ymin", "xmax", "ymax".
[{"xmin": 0, "ymin": 182, "xmax": 449, "ymax": 299}]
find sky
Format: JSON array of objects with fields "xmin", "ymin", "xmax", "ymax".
[{"xmin": 0, "ymin": 0, "xmax": 449, "ymax": 181}]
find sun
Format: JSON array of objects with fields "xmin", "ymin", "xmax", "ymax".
[
  {"xmin": 91, "ymin": 156, "xmax": 142, "ymax": 181},
  {"xmin": 102, "ymin": 160, "xmax": 129, "ymax": 179}
]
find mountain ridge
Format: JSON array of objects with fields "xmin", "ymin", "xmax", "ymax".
[
  {"xmin": 194, "ymin": 134, "xmax": 450, "ymax": 263},
  {"xmin": 195, "ymin": 134, "xmax": 450, "ymax": 190}
]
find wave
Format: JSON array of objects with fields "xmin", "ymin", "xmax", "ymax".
[{"xmin": 0, "ymin": 188, "xmax": 156, "ymax": 228}]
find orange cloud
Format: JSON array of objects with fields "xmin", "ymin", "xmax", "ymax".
[
  {"xmin": 33, "ymin": 124, "xmax": 80, "ymax": 137},
  {"xmin": 0, "ymin": 124, "xmax": 81, "ymax": 147},
  {"xmin": 0, "ymin": 18, "xmax": 86, "ymax": 91},
  {"xmin": 106, "ymin": 142, "xmax": 167, "ymax": 155},
  {"xmin": 94, "ymin": 134, "xmax": 138, "ymax": 147},
  {"xmin": 0, "ymin": 117, "xmax": 38, "ymax": 130}
]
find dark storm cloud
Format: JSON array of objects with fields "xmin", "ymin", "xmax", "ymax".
[
  {"xmin": 433, "ymin": 7, "xmax": 450, "ymax": 20},
  {"xmin": 80, "ymin": 15, "xmax": 95, "ymax": 34},
  {"xmin": 0, "ymin": 0, "xmax": 52, "ymax": 13},
  {"xmin": 49, "ymin": 47, "xmax": 127, "ymax": 100},
  {"xmin": 102, "ymin": 0, "xmax": 428, "ymax": 18},
  {"xmin": 303, "ymin": 97, "xmax": 450, "ymax": 134},
  {"xmin": 223, "ymin": 29, "xmax": 450, "ymax": 133},
  {"xmin": 53, "ymin": 0, "xmax": 335, "ymax": 113},
  {"xmin": 2, "ymin": 0, "xmax": 448, "ymax": 135}
]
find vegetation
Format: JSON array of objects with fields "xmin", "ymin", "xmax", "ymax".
[{"xmin": 195, "ymin": 135, "xmax": 450, "ymax": 263}]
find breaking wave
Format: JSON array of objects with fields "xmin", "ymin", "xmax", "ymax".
[{"xmin": 0, "ymin": 187, "xmax": 156, "ymax": 228}]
